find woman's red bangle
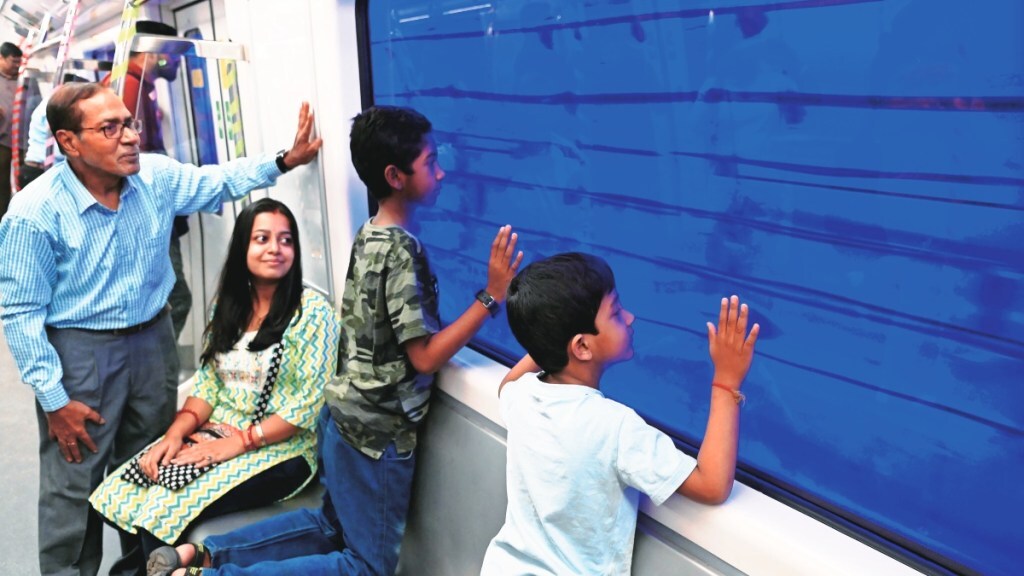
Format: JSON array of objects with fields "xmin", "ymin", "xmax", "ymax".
[
  {"xmin": 243, "ymin": 426, "xmax": 257, "ymax": 452},
  {"xmin": 712, "ymin": 382, "xmax": 746, "ymax": 406}
]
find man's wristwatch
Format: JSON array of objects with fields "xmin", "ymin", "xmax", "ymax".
[
  {"xmin": 275, "ymin": 149, "xmax": 292, "ymax": 174},
  {"xmin": 476, "ymin": 289, "xmax": 499, "ymax": 317}
]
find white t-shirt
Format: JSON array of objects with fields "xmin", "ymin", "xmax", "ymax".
[{"xmin": 480, "ymin": 373, "xmax": 696, "ymax": 575}]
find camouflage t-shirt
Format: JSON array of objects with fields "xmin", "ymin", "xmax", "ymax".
[{"xmin": 325, "ymin": 220, "xmax": 441, "ymax": 459}]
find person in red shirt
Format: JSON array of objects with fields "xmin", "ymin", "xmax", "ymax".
[{"xmin": 102, "ymin": 20, "xmax": 180, "ymax": 153}]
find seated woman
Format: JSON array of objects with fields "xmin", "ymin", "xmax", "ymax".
[{"xmin": 90, "ymin": 198, "xmax": 340, "ymax": 572}]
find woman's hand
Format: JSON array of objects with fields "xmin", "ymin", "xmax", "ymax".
[
  {"xmin": 170, "ymin": 436, "xmax": 247, "ymax": 467},
  {"xmin": 140, "ymin": 435, "xmax": 184, "ymax": 481}
]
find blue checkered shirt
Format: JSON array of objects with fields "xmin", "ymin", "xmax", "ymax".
[{"xmin": 0, "ymin": 152, "xmax": 282, "ymax": 411}]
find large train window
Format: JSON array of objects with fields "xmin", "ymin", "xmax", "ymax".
[{"xmin": 365, "ymin": 1, "xmax": 1022, "ymax": 574}]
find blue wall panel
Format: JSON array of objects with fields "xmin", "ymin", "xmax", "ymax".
[{"xmin": 368, "ymin": 1, "xmax": 1023, "ymax": 573}]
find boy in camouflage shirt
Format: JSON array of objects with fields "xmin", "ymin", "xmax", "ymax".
[
  {"xmin": 152, "ymin": 106, "xmax": 523, "ymax": 576},
  {"xmin": 322, "ymin": 106, "xmax": 522, "ymax": 574}
]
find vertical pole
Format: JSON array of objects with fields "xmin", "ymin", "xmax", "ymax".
[
  {"xmin": 108, "ymin": 0, "xmax": 144, "ymax": 95},
  {"xmin": 51, "ymin": 0, "xmax": 82, "ymax": 85}
]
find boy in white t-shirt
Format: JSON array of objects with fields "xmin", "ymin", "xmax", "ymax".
[{"xmin": 480, "ymin": 252, "xmax": 760, "ymax": 575}]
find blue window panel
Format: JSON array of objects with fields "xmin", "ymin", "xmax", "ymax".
[{"xmin": 367, "ymin": 1, "xmax": 1024, "ymax": 574}]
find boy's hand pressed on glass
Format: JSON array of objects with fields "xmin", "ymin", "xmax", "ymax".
[
  {"xmin": 678, "ymin": 295, "xmax": 759, "ymax": 504},
  {"xmin": 707, "ymin": 295, "xmax": 759, "ymax": 390},
  {"xmin": 485, "ymin": 225, "xmax": 525, "ymax": 302},
  {"xmin": 405, "ymin": 225, "xmax": 524, "ymax": 374}
]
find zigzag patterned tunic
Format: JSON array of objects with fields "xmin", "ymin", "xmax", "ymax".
[{"xmin": 89, "ymin": 290, "xmax": 340, "ymax": 543}]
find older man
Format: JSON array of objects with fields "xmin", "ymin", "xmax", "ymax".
[{"xmin": 0, "ymin": 82, "xmax": 321, "ymax": 576}]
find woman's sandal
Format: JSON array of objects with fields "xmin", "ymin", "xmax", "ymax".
[{"xmin": 147, "ymin": 542, "xmax": 208, "ymax": 576}]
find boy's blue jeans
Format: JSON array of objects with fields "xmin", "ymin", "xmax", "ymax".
[{"xmin": 201, "ymin": 407, "xmax": 417, "ymax": 576}]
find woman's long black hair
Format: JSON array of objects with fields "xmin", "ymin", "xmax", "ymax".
[{"xmin": 200, "ymin": 198, "xmax": 304, "ymax": 366}]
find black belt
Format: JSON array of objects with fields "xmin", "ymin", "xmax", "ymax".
[{"xmin": 80, "ymin": 305, "xmax": 170, "ymax": 336}]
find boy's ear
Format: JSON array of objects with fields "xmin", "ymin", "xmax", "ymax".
[
  {"xmin": 568, "ymin": 334, "xmax": 592, "ymax": 362},
  {"xmin": 384, "ymin": 164, "xmax": 404, "ymax": 191}
]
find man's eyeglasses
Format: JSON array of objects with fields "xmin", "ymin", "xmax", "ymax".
[{"xmin": 79, "ymin": 118, "xmax": 143, "ymax": 140}]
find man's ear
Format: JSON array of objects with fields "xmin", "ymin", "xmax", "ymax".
[
  {"xmin": 384, "ymin": 164, "xmax": 404, "ymax": 191},
  {"xmin": 55, "ymin": 130, "xmax": 79, "ymax": 158},
  {"xmin": 568, "ymin": 334, "xmax": 592, "ymax": 362}
]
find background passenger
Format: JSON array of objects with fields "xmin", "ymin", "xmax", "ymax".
[
  {"xmin": 145, "ymin": 105, "xmax": 523, "ymax": 576},
  {"xmin": 0, "ymin": 82, "xmax": 321, "ymax": 576},
  {"xmin": 0, "ymin": 41, "xmax": 23, "ymax": 218},
  {"xmin": 19, "ymin": 75, "xmax": 87, "ymax": 189},
  {"xmin": 480, "ymin": 253, "xmax": 760, "ymax": 575},
  {"xmin": 19, "ymin": 93, "xmax": 60, "ymax": 188},
  {"xmin": 92, "ymin": 198, "xmax": 340, "ymax": 574},
  {"xmin": 103, "ymin": 20, "xmax": 180, "ymax": 155}
]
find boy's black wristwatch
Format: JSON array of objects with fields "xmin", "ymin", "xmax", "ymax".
[{"xmin": 476, "ymin": 290, "xmax": 499, "ymax": 317}]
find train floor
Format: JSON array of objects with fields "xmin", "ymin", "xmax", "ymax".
[{"xmin": 0, "ymin": 322, "xmax": 121, "ymax": 575}]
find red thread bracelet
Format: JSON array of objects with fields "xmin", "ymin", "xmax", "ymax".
[
  {"xmin": 176, "ymin": 408, "xmax": 201, "ymax": 427},
  {"xmin": 712, "ymin": 382, "xmax": 746, "ymax": 406},
  {"xmin": 243, "ymin": 426, "xmax": 257, "ymax": 452}
]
